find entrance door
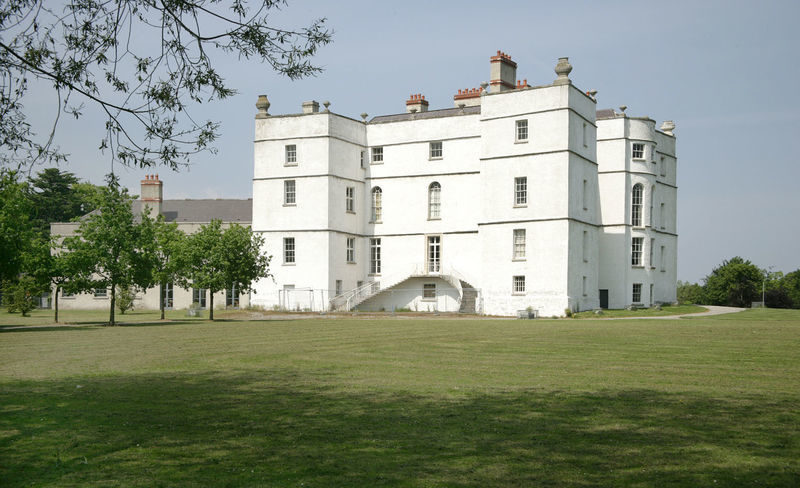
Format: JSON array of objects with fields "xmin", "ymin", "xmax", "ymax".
[
  {"xmin": 599, "ymin": 289, "xmax": 609, "ymax": 309},
  {"xmin": 427, "ymin": 236, "xmax": 441, "ymax": 273}
]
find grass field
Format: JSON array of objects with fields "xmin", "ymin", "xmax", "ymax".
[{"xmin": 1, "ymin": 309, "xmax": 799, "ymax": 486}]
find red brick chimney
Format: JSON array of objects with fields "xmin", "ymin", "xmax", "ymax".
[
  {"xmin": 490, "ymin": 50, "xmax": 517, "ymax": 92},
  {"xmin": 140, "ymin": 174, "xmax": 163, "ymax": 218},
  {"xmin": 405, "ymin": 93, "xmax": 429, "ymax": 113}
]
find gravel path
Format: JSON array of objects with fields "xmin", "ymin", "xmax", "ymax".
[{"xmin": 603, "ymin": 305, "xmax": 746, "ymax": 320}]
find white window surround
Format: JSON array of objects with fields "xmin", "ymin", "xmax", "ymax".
[
  {"xmin": 93, "ymin": 288, "xmax": 108, "ymax": 298},
  {"xmin": 370, "ymin": 238, "xmax": 381, "ymax": 274},
  {"xmin": 371, "ymin": 147, "xmax": 383, "ymax": 164},
  {"xmin": 516, "ymin": 119, "xmax": 528, "ymax": 142},
  {"xmin": 428, "ymin": 182, "xmax": 441, "ymax": 220},
  {"xmin": 371, "ymin": 187, "xmax": 382, "ymax": 223},
  {"xmin": 284, "ymin": 180, "xmax": 296, "ymax": 206},
  {"xmin": 512, "ymin": 275, "xmax": 526, "ymax": 294},
  {"xmin": 429, "ymin": 141, "xmax": 443, "ymax": 160},
  {"xmin": 283, "ymin": 237, "xmax": 295, "ymax": 264},
  {"xmin": 632, "ymin": 142, "xmax": 645, "ymax": 160},
  {"xmin": 632, "ymin": 283, "xmax": 642, "ymax": 304},
  {"xmin": 631, "ymin": 184, "xmax": 643, "ymax": 227},
  {"xmin": 513, "ymin": 228, "xmax": 526, "ymax": 260},
  {"xmin": 514, "ymin": 177, "xmax": 527, "ymax": 206},
  {"xmin": 631, "ymin": 237, "xmax": 643, "ymax": 267},
  {"xmin": 346, "ymin": 186, "xmax": 355, "ymax": 213},
  {"xmin": 346, "ymin": 237, "xmax": 355, "ymax": 263},
  {"xmin": 285, "ymin": 144, "xmax": 297, "ymax": 165}
]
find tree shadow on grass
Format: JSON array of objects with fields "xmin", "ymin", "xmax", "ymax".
[{"xmin": 1, "ymin": 371, "xmax": 798, "ymax": 487}]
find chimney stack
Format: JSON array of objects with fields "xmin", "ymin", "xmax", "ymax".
[
  {"xmin": 140, "ymin": 174, "xmax": 163, "ymax": 219},
  {"xmin": 490, "ymin": 50, "xmax": 517, "ymax": 92},
  {"xmin": 302, "ymin": 100, "xmax": 320, "ymax": 114},
  {"xmin": 405, "ymin": 94, "xmax": 429, "ymax": 113}
]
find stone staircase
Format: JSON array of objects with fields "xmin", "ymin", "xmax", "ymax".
[{"xmin": 458, "ymin": 280, "xmax": 478, "ymax": 313}]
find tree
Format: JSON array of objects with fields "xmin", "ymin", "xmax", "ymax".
[
  {"xmin": 677, "ymin": 280, "xmax": 705, "ymax": 305},
  {"xmin": 783, "ymin": 270, "xmax": 800, "ymax": 309},
  {"xmin": 27, "ymin": 168, "xmax": 99, "ymax": 236},
  {"xmin": 0, "ymin": 169, "xmax": 35, "ymax": 283},
  {"xmin": 140, "ymin": 212, "xmax": 186, "ymax": 320},
  {"xmin": 0, "ymin": 1, "xmax": 331, "ymax": 169},
  {"xmin": 180, "ymin": 220, "xmax": 270, "ymax": 320},
  {"xmin": 64, "ymin": 175, "xmax": 153, "ymax": 325},
  {"xmin": 702, "ymin": 257, "xmax": 763, "ymax": 308}
]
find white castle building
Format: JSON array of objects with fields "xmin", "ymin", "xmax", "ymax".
[{"xmin": 251, "ymin": 53, "xmax": 677, "ymax": 316}]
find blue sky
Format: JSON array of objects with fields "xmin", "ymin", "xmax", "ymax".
[{"xmin": 22, "ymin": 0, "xmax": 800, "ymax": 282}]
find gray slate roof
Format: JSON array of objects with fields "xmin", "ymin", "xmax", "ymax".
[
  {"xmin": 133, "ymin": 199, "xmax": 252, "ymax": 223},
  {"xmin": 370, "ymin": 106, "xmax": 481, "ymax": 124},
  {"xmin": 596, "ymin": 108, "xmax": 617, "ymax": 120}
]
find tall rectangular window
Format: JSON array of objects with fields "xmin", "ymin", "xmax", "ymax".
[
  {"xmin": 335, "ymin": 280, "xmax": 342, "ymax": 296},
  {"xmin": 514, "ymin": 177, "xmax": 527, "ymax": 206},
  {"xmin": 516, "ymin": 119, "xmax": 528, "ymax": 141},
  {"xmin": 192, "ymin": 287, "xmax": 207, "ymax": 308},
  {"xmin": 660, "ymin": 203, "xmax": 665, "ymax": 230},
  {"xmin": 582, "ymin": 179, "xmax": 588, "ymax": 210},
  {"xmin": 284, "ymin": 180, "xmax": 296, "ymax": 205},
  {"xmin": 632, "ymin": 143, "xmax": 644, "ymax": 159},
  {"xmin": 345, "ymin": 186, "xmax": 355, "ymax": 213},
  {"xmin": 632, "ymin": 283, "xmax": 642, "ymax": 303},
  {"xmin": 582, "ymin": 230, "xmax": 588, "ymax": 262},
  {"xmin": 513, "ymin": 275, "xmax": 526, "ymax": 294},
  {"xmin": 423, "ymin": 283, "xmax": 436, "ymax": 300},
  {"xmin": 632, "ymin": 237, "xmax": 643, "ymax": 266},
  {"xmin": 161, "ymin": 283, "xmax": 173, "ymax": 308},
  {"xmin": 370, "ymin": 238, "xmax": 381, "ymax": 274},
  {"xmin": 660, "ymin": 156, "xmax": 667, "ymax": 177},
  {"xmin": 360, "ymin": 150, "xmax": 366, "ymax": 168},
  {"xmin": 582, "ymin": 123, "xmax": 588, "ymax": 147},
  {"xmin": 371, "ymin": 147, "xmax": 383, "ymax": 163},
  {"xmin": 582, "ymin": 276, "xmax": 587, "ymax": 296},
  {"xmin": 429, "ymin": 141, "xmax": 443, "ymax": 159},
  {"xmin": 346, "ymin": 237, "xmax": 355, "ymax": 263},
  {"xmin": 285, "ymin": 144, "xmax": 297, "ymax": 165},
  {"xmin": 226, "ymin": 284, "xmax": 239, "ymax": 308},
  {"xmin": 660, "ymin": 246, "xmax": 666, "ymax": 272},
  {"xmin": 649, "ymin": 238, "xmax": 655, "ymax": 268},
  {"xmin": 284, "ymin": 237, "xmax": 295, "ymax": 264},
  {"xmin": 513, "ymin": 229, "xmax": 526, "ymax": 259}
]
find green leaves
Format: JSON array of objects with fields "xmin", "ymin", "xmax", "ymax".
[{"xmin": 1, "ymin": 0, "xmax": 332, "ymax": 169}]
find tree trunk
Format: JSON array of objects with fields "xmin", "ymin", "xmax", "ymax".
[
  {"xmin": 109, "ymin": 285, "xmax": 116, "ymax": 326},
  {"xmin": 54, "ymin": 285, "xmax": 59, "ymax": 323},
  {"xmin": 209, "ymin": 291, "xmax": 214, "ymax": 321},
  {"xmin": 160, "ymin": 281, "xmax": 165, "ymax": 320}
]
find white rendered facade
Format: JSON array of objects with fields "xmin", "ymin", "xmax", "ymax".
[{"xmin": 251, "ymin": 54, "xmax": 677, "ymax": 316}]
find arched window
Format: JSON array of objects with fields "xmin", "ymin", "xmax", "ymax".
[
  {"xmin": 631, "ymin": 184, "xmax": 643, "ymax": 227},
  {"xmin": 428, "ymin": 182, "xmax": 441, "ymax": 219},
  {"xmin": 371, "ymin": 187, "xmax": 382, "ymax": 222},
  {"xmin": 649, "ymin": 185, "xmax": 655, "ymax": 227}
]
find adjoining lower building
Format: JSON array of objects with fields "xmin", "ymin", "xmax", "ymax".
[
  {"xmin": 51, "ymin": 175, "xmax": 253, "ymax": 311},
  {"xmin": 250, "ymin": 52, "xmax": 678, "ymax": 317}
]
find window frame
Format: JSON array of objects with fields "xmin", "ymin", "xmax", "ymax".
[
  {"xmin": 161, "ymin": 283, "xmax": 173, "ymax": 309},
  {"xmin": 371, "ymin": 187, "xmax": 383, "ymax": 223},
  {"xmin": 582, "ymin": 230, "xmax": 588, "ymax": 263},
  {"xmin": 346, "ymin": 237, "xmax": 355, "ymax": 263},
  {"xmin": 631, "ymin": 183, "xmax": 643, "ymax": 227},
  {"xmin": 423, "ymin": 283, "xmax": 436, "ymax": 300},
  {"xmin": 285, "ymin": 144, "xmax": 297, "ymax": 166},
  {"xmin": 428, "ymin": 182, "xmax": 441, "ymax": 220},
  {"xmin": 632, "ymin": 283, "xmax": 642, "ymax": 304},
  {"xmin": 512, "ymin": 275, "xmax": 526, "ymax": 295},
  {"xmin": 631, "ymin": 237, "xmax": 644, "ymax": 267},
  {"xmin": 513, "ymin": 228, "xmax": 526, "ymax": 260},
  {"xmin": 632, "ymin": 142, "xmax": 645, "ymax": 160},
  {"xmin": 515, "ymin": 119, "xmax": 529, "ymax": 142},
  {"xmin": 649, "ymin": 238, "xmax": 655, "ymax": 269},
  {"xmin": 369, "ymin": 238, "xmax": 381, "ymax": 275},
  {"xmin": 93, "ymin": 287, "xmax": 108, "ymax": 298},
  {"xmin": 514, "ymin": 177, "xmax": 527, "ymax": 206},
  {"xmin": 345, "ymin": 186, "xmax": 355, "ymax": 213},
  {"xmin": 429, "ymin": 141, "xmax": 443, "ymax": 160},
  {"xmin": 284, "ymin": 179, "xmax": 296, "ymax": 206},
  {"xmin": 660, "ymin": 156, "xmax": 667, "ymax": 177},
  {"xmin": 335, "ymin": 280, "xmax": 343, "ymax": 296},
  {"xmin": 283, "ymin": 237, "xmax": 296, "ymax": 265},
  {"xmin": 226, "ymin": 284, "xmax": 239, "ymax": 308},
  {"xmin": 371, "ymin": 146, "xmax": 383, "ymax": 164},
  {"xmin": 192, "ymin": 287, "xmax": 207, "ymax": 308},
  {"xmin": 660, "ymin": 203, "xmax": 666, "ymax": 230}
]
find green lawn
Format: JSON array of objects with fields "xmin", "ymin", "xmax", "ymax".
[{"xmin": 1, "ymin": 309, "xmax": 799, "ymax": 486}]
